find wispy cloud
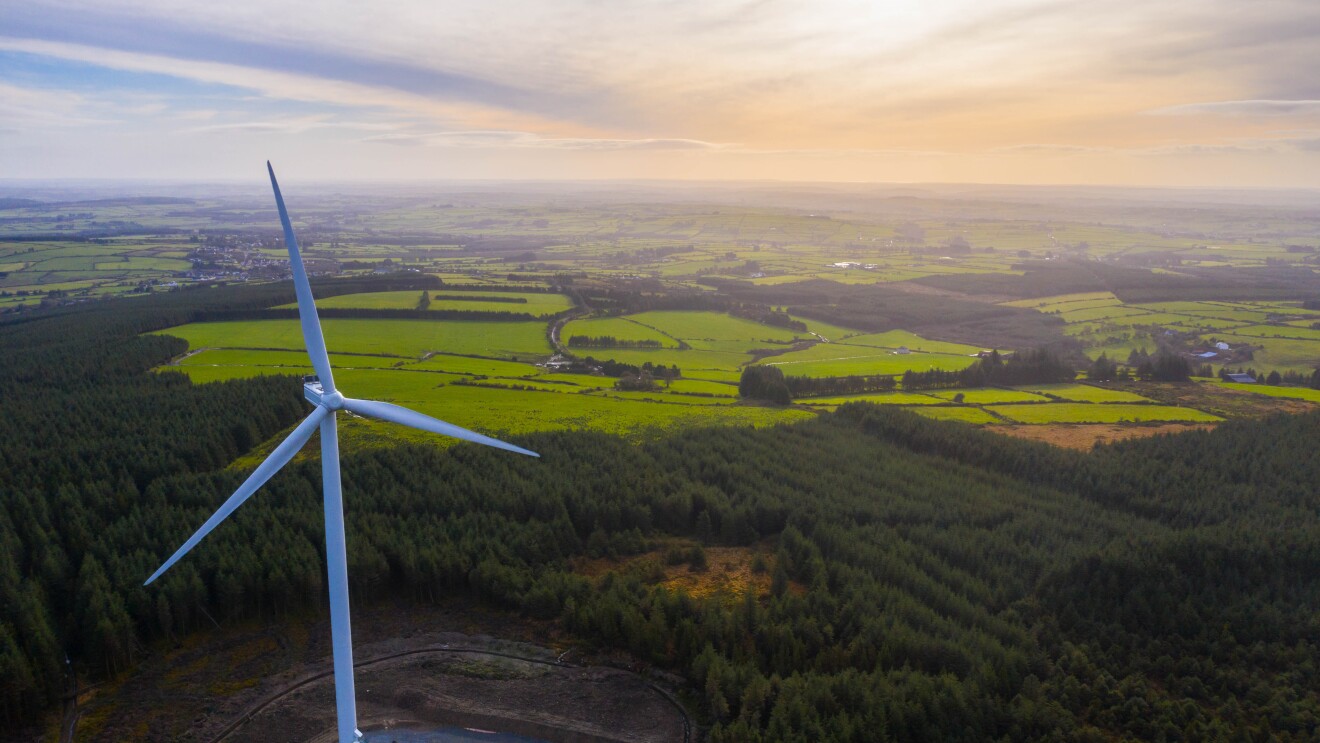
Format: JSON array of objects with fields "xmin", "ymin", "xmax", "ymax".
[
  {"xmin": 0, "ymin": 81, "xmax": 120, "ymax": 127},
  {"xmin": 185, "ymin": 117, "xmax": 399, "ymax": 135},
  {"xmin": 1149, "ymin": 100, "xmax": 1320, "ymax": 117},
  {"xmin": 364, "ymin": 130, "xmax": 721, "ymax": 151},
  {"xmin": 4, "ymin": 0, "xmax": 1320, "ymax": 183}
]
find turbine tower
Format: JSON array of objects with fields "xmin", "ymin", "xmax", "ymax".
[{"xmin": 145, "ymin": 163, "xmax": 539, "ymax": 743}]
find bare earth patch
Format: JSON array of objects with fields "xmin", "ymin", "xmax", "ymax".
[
  {"xmin": 246, "ymin": 646, "xmax": 683, "ymax": 743},
  {"xmin": 990, "ymin": 423, "xmax": 1218, "ymax": 450},
  {"xmin": 575, "ymin": 541, "xmax": 786, "ymax": 601},
  {"xmin": 60, "ymin": 600, "xmax": 688, "ymax": 743}
]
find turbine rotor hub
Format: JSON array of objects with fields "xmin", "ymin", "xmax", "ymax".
[{"xmin": 322, "ymin": 390, "xmax": 346, "ymax": 410}]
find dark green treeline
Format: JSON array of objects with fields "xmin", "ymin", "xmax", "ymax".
[{"xmin": 1, "ymin": 283, "xmax": 1318, "ymax": 741}]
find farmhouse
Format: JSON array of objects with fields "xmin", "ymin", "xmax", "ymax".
[{"xmin": 1215, "ymin": 342, "xmax": 1231, "ymax": 351}]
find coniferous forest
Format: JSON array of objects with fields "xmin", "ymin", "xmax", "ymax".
[{"xmin": 2, "ymin": 281, "xmax": 1319, "ymax": 741}]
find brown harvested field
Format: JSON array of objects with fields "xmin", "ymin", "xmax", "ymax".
[
  {"xmin": 990, "ymin": 422, "xmax": 1217, "ymax": 450},
  {"xmin": 1101, "ymin": 381, "xmax": 1318, "ymax": 419}
]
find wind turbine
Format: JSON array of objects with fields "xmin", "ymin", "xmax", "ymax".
[{"xmin": 145, "ymin": 163, "xmax": 539, "ymax": 743}]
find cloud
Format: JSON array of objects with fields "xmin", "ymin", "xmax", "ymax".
[
  {"xmin": 185, "ymin": 117, "xmax": 398, "ymax": 135},
  {"xmin": 1149, "ymin": 100, "xmax": 1320, "ymax": 117},
  {"xmin": 363, "ymin": 130, "xmax": 721, "ymax": 151},
  {"xmin": 6, "ymin": 0, "xmax": 1320, "ymax": 183},
  {"xmin": 0, "ymin": 81, "xmax": 119, "ymax": 127},
  {"xmin": 993, "ymin": 139, "xmax": 1311, "ymax": 157},
  {"xmin": 992, "ymin": 144, "xmax": 1112, "ymax": 154}
]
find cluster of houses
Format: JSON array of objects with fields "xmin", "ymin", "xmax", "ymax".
[
  {"xmin": 1192, "ymin": 341, "xmax": 1233, "ymax": 360},
  {"xmin": 185, "ymin": 240, "xmax": 334, "ymax": 283}
]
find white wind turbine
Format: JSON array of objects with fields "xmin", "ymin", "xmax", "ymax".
[{"xmin": 145, "ymin": 163, "xmax": 539, "ymax": 743}]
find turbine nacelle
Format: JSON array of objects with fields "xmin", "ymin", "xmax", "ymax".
[{"xmin": 305, "ymin": 379, "xmax": 346, "ymax": 410}]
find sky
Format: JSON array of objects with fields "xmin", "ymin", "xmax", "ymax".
[{"xmin": 4, "ymin": 0, "xmax": 1320, "ymax": 186}]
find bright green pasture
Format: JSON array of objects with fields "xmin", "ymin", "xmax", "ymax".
[
  {"xmin": 157, "ymin": 365, "xmax": 299, "ymax": 383},
  {"xmin": 406, "ymin": 354, "xmax": 545, "ymax": 376},
  {"xmin": 1232, "ymin": 325, "xmax": 1320, "ymax": 341},
  {"xmin": 1133, "ymin": 304, "xmax": 1279, "ymax": 324},
  {"xmin": 535, "ymin": 373, "xmax": 613, "ymax": 389},
  {"xmin": 763, "ymin": 345, "xmax": 977, "ymax": 378},
  {"xmin": 93, "ymin": 257, "xmax": 191, "ymax": 271},
  {"xmin": 589, "ymin": 348, "xmax": 748, "ymax": 374},
  {"xmin": 591, "ymin": 390, "xmax": 733, "ymax": 406},
  {"xmin": 1020, "ymin": 384, "xmax": 1153, "ymax": 403},
  {"xmin": 835, "ymin": 330, "xmax": 984, "ymax": 355},
  {"xmin": 627, "ymin": 311, "xmax": 808, "ymax": 343},
  {"xmin": 1002, "ymin": 292, "xmax": 1117, "ymax": 309},
  {"xmin": 799, "ymin": 319, "xmax": 865, "ymax": 341},
  {"xmin": 910, "ymin": 407, "xmax": 1003, "ymax": 424},
  {"xmin": 989, "ymin": 403, "xmax": 1221, "ymax": 424},
  {"xmin": 665, "ymin": 379, "xmax": 739, "ymax": 396},
  {"xmin": 463, "ymin": 378, "xmax": 586, "ymax": 393},
  {"xmin": 929, "ymin": 388, "xmax": 1051, "ymax": 404},
  {"xmin": 797, "ymin": 392, "xmax": 945, "ymax": 406},
  {"xmin": 1078, "ymin": 340, "xmax": 1153, "ymax": 363},
  {"xmin": 1056, "ymin": 306, "xmax": 1151, "ymax": 324},
  {"xmin": 166, "ymin": 364, "xmax": 813, "ymax": 438},
  {"xmin": 178, "ymin": 349, "xmax": 406, "ymax": 370},
  {"xmin": 562, "ymin": 316, "xmax": 681, "ymax": 347},
  {"xmin": 279, "ymin": 290, "xmax": 572, "ymax": 316},
  {"xmin": 1212, "ymin": 382, "xmax": 1320, "ymax": 403},
  {"xmin": 153, "ymin": 319, "xmax": 553, "ymax": 360}
]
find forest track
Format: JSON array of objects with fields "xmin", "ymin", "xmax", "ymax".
[{"xmin": 210, "ymin": 644, "xmax": 692, "ymax": 743}]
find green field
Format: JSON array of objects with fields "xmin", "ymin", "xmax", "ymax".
[
  {"xmin": 929, "ymin": 388, "xmax": 1052, "ymax": 404},
  {"xmin": 1008, "ymin": 292, "xmax": 1320, "ymax": 375},
  {"xmin": 910, "ymin": 406, "xmax": 1003, "ymax": 424},
  {"xmin": 407, "ymin": 354, "xmax": 547, "ymax": 376},
  {"xmin": 797, "ymin": 392, "xmax": 945, "ymax": 406},
  {"xmin": 585, "ymin": 348, "xmax": 750, "ymax": 377},
  {"xmin": 627, "ymin": 311, "xmax": 809, "ymax": 344},
  {"xmin": 989, "ymin": 403, "xmax": 1221, "ymax": 424},
  {"xmin": 178, "ymin": 348, "xmax": 407, "ymax": 370},
  {"xmin": 833, "ymin": 330, "xmax": 984, "ymax": 355},
  {"xmin": 164, "ymin": 364, "xmax": 813, "ymax": 438},
  {"xmin": 279, "ymin": 289, "xmax": 573, "ymax": 316},
  {"xmin": 1020, "ymin": 384, "xmax": 1154, "ymax": 403},
  {"xmin": 153, "ymin": 319, "xmax": 553, "ymax": 360},
  {"xmin": 762, "ymin": 346, "xmax": 978, "ymax": 378},
  {"xmin": 562, "ymin": 316, "xmax": 682, "ymax": 347}
]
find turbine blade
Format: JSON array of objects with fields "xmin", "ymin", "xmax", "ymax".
[
  {"xmin": 267, "ymin": 162, "xmax": 336, "ymax": 393},
  {"xmin": 341, "ymin": 397, "xmax": 539, "ymax": 457},
  {"xmin": 144, "ymin": 406, "xmax": 329, "ymax": 585}
]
